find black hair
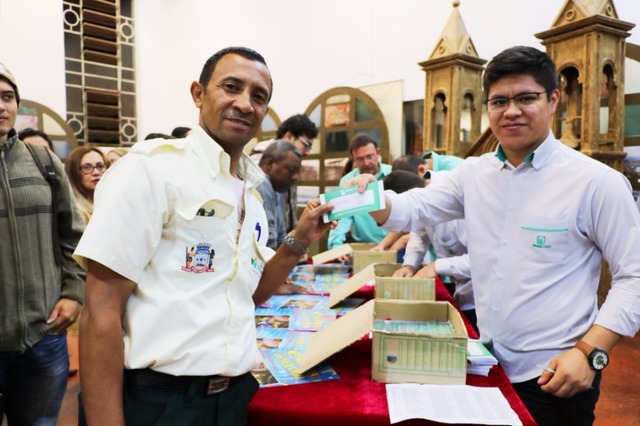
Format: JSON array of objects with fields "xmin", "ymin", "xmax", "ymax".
[
  {"xmin": 383, "ymin": 170, "xmax": 425, "ymax": 194},
  {"xmin": 18, "ymin": 128, "xmax": 54, "ymax": 150},
  {"xmin": 171, "ymin": 126, "xmax": 191, "ymax": 138},
  {"xmin": 276, "ymin": 114, "xmax": 319, "ymax": 139},
  {"xmin": 348, "ymin": 133, "xmax": 379, "ymax": 155},
  {"xmin": 144, "ymin": 132, "xmax": 175, "ymax": 140},
  {"xmin": 198, "ymin": 46, "xmax": 272, "ymax": 101},
  {"xmin": 392, "ymin": 155, "xmax": 425, "ymax": 174},
  {"xmin": 483, "ymin": 46, "xmax": 558, "ymax": 100}
]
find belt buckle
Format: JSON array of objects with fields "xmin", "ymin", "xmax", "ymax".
[{"xmin": 206, "ymin": 376, "xmax": 230, "ymax": 395}]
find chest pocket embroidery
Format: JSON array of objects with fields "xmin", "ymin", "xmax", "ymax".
[
  {"xmin": 519, "ymin": 215, "xmax": 569, "ymax": 264},
  {"xmin": 176, "ymin": 198, "xmax": 234, "ymax": 274}
]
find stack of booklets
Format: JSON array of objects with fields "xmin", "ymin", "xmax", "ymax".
[
  {"xmin": 252, "ymin": 265, "xmax": 364, "ymax": 387},
  {"xmin": 288, "ymin": 263, "xmax": 351, "ymax": 295},
  {"xmin": 466, "ymin": 339, "xmax": 498, "ymax": 376}
]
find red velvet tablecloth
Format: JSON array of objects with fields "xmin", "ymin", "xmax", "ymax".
[{"xmin": 248, "ymin": 278, "xmax": 536, "ymax": 426}]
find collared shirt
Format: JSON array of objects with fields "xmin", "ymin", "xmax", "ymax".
[
  {"xmin": 403, "ymin": 220, "xmax": 473, "ymax": 310},
  {"xmin": 74, "ymin": 126, "xmax": 273, "ymax": 376},
  {"xmin": 384, "ymin": 133, "xmax": 640, "ymax": 382},
  {"xmin": 256, "ymin": 176, "xmax": 286, "ymax": 250},
  {"xmin": 327, "ymin": 163, "xmax": 392, "ymax": 249}
]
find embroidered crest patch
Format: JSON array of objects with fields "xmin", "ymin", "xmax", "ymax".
[{"xmin": 181, "ymin": 242, "xmax": 216, "ymax": 273}]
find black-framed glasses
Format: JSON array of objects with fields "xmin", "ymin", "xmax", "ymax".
[
  {"xmin": 485, "ymin": 91, "xmax": 546, "ymax": 113},
  {"xmin": 79, "ymin": 163, "xmax": 107, "ymax": 174},
  {"xmin": 298, "ymin": 136, "xmax": 313, "ymax": 152}
]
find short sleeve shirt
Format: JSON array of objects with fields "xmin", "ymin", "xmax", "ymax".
[{"xmin": 74, "ymin": 126, "xmax": 273, "ymax": 376}]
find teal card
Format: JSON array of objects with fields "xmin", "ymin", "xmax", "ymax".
[{"xmin": 320, "ymin": 181, "xmax": 385, "ymax": 222}]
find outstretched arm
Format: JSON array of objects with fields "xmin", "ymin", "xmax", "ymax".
[
  {"xmin": 344, "ymin": 173, "xmax": 392, "ymax": 225},
  {"xmin": 253, "ymin": 200, "xmax": 334, "ymax": 306}
]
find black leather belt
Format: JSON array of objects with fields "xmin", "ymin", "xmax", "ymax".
[{"xmin": 124, "ymin": 368, "xmax": 239, "ymax": 396}]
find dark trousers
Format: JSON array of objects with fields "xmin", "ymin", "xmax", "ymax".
[
  {"xmin": 79, "ymin": 371, "xmax": 258, "ymax": 426},
  {"xmin": 512, "ymin": 372, "xmax": 601, "ymax": 426}
]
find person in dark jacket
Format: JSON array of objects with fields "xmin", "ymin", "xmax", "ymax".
[{"xmin": 0, "ymin": 62, "xmax": 85, "ymax": 426}]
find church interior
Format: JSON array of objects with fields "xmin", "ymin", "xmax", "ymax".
[{"xmin": 1, "ymin": 0, "xmax": 639, "ymax": 424}]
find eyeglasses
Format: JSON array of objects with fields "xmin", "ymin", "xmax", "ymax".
[
  {"xmin": 485, "ymin": 91, "xmax": 546, "ymax": 113},
  {"xmin": 353, "ymin": 153, "xmax": 377, "ymax": 164},
  {"xmin": 79, "ymin": 162, "xmax": 107, "ymax": 174},
  {"xmin": 297, "ymin": 136, "xmax": 313, "ymax": 152}
]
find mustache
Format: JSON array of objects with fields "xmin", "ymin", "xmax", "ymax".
[{"xmin": 226, "ymin": 109, "xmax": 253, "ymax": 122}]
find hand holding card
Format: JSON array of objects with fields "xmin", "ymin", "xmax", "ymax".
[{"xmin": 319, "ymin": 181, "xmax": 385, "ymax": 223}]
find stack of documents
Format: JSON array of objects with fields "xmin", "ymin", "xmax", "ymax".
[
  {"xmin": 467, "ymin": 339, "xmax": 498, "ymax": 376},
  {"xmin": 386, "ymin": 383, "xmax": 522, "ymax": 425}
]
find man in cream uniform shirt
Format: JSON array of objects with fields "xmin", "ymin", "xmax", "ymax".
[{"xmin": 74, "ymin": 47, "xmax": 333, "ymax": 426}]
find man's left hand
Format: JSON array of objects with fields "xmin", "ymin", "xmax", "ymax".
[
  {"xmin": 47, "ymin": 297, "xmax": 82, "ymax": 334},
  {"xmin": 538, "ymin": 348, "xmax": 596, "ymax": 398},
  {"xmin": 276, "ymin": 281, "xmax": 312, "ymax": 295},
  {"xmin": 291, "ymin": 199, "xmax": 335, "ymax": 248}
]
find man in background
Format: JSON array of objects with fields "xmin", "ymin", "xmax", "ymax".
[
  {"xmin": 0, "ymin": 62, "xmax": 85, "ymax": 425},
  {"xmin": 18, "ymin": 127, "xmax": 55, "ymax": 152},
  {"xmin": 256, "ymin": 140, "xmax": 302, "ymax": 250},
  {"xmin": 391, "ymin": 154, "xmax": 428, "ymax": 176},
  {"xmin": 257, "ymin": 140, "xmax": 311, "ymax": 294},
  {"xmin": 251, "ymin": 113, "xmax": 318, "ymax": 231},
  {"xmin": 328, "ymin": 133, "xmax": 391, "ymax": 249}
]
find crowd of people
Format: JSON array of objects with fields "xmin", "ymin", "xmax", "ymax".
[{"xmin": 1, "ymin": 43, "xmax": 639, "ymax": 426}]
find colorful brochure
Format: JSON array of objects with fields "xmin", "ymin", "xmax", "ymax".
[{"xmin": 255, "ymin": 347, "xmax": 340, "ymax": 387}]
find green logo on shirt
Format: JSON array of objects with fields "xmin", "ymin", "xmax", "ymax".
[{"xmin": 532, "ymin": 235, "xmax": 551, "ymax": 249}]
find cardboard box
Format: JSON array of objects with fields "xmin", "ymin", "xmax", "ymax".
[
  {"xmin": 371, "ymin": 299, "xmax": 468, "ymax": 385},
  {"xmin": 351, "ymin": 243, "xmax": 397, "ymax": 273},
  {"xmin": 327, "ymin": 264, "xmax": 376, "ymax": 308},
  {"xmin": 373, "ymin": 263, "xmax": 435, "ymax": 301},
  {"xmin": 311, "ymin": 243, "xmax": 396, "ymax": 273},
  {"xmin": 326, "ymin": 263, "xmax": 435, "ymax": 309},
  {"xmin": 296, "ymin": 299, "xmax": 468, "ymax": 385}
]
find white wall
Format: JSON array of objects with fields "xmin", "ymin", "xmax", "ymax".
[
  {"xmin": 1, "ymin": 0, "xmax": 638, "ymax": 142},
  {"xmin": 0, "ymin": 0, "xmax": 67, "ymax": 116}
]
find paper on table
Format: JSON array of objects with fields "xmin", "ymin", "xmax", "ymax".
[{"xmin": 386, "ymin": 383, "xmax": 523, "ymax": 426}]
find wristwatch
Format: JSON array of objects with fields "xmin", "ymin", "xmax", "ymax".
[
  {"xmin": 574, "ymin": 340, "xmax": 609, "ymax": 371},
  {"xmin": 283, "ymin": 232, "xmax": 308, "ymax": 257}
]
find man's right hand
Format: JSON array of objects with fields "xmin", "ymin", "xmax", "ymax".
[
  {"xmin": 344, "ymin": 173, "xmax": 376, "ymax": 192},
  {"xmin": 343, "ymin": 173, "xmax": 392, "ymax": 225},
  {"xmin": 392, "ymin": 265, "xmax": 415, "ymax": 278},
  {"xmin": 414, "ymin": 262, "xmax": 437, "ymax": 279}
]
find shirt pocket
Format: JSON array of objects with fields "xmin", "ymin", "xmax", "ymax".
[
  {"xmin": 175, "ymin": 198, "xmax": 235, "ymax": 273},
  {"xmin": 519, "ymin": 214, "xmax": 569, "ymax": 264}
]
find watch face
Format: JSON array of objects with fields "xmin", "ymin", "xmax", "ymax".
[{"xmin": 592, "ymin": 350, "xmax": 609, "ymax": 370}]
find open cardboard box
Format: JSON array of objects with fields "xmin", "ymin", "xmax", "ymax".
[
  {"xmin": 296, "ymin": 299, "xmax": 468, "ymax": 384},
  {"xmin": 373, "ymin": 263, "xmax": 435, "ymax": 301},
  {"xmin": 311, "ymin": 243, "xmax": 397, "ymax": 273},
  {"xmin": 326, "ymin": 262, "xmax": 435, "ymax": 308}
]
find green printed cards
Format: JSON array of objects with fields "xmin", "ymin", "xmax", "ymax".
[{"xmin": 320, "ymin": 180, "xmax": 385, "ymax": 222}]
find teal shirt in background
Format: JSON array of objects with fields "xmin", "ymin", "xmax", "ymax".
[{"xmin": 327, "ymin": 163, "xmax": 392, "ymax": 249}]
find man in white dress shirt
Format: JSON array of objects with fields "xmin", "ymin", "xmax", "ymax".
[{"xmin": 346, "ymin": 46, "xmax": 640, "ymax": 426}]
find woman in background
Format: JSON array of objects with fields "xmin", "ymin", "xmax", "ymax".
[
  {"xmin": 105, "ymin": 147, "xmax": 129, "ymax": 165},
  {"xmin": 65, "ymin": 146, "xmax": 107, "ymax": 224}
]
